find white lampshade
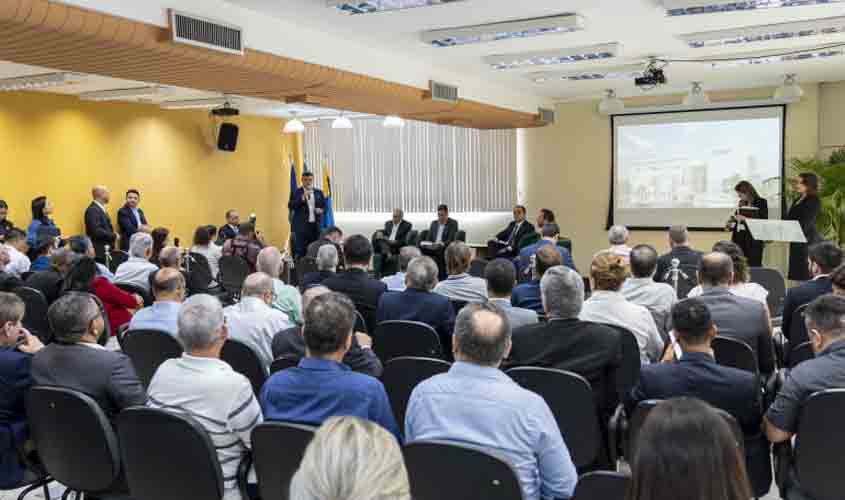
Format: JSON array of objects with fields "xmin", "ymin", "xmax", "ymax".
[
  {"xmin": 332, "ymin": 114, "xmax": 353, "ymax": 129},
  {"xmin": 598, "ymin": 89, "xmax": 625, "ymax": 115},
  {"xmin": 775, "ymin": 74, "xmax": 804, "ymax": 101},
  {"xmin": 683, "ymin": 82, "xmax": 710, "ymax": 106},
  {"xmin": 383, "ymin": 115, "xmax": 406, "ymax": 128},
  {"xmin": 283, "ymin": 111, "xmax": 305, "ymax": 134}
]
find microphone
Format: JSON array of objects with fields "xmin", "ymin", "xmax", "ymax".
[
  {"xmin": 671, "ymin": 258, "xmax": 680, "ymax": 269},
  {"xmin": 663, "ymin": 258, "xmax": 679, "ymax": 281},
  {"xmin": 249, "ymin": 213, "xmax": 257, "ymax": 223},
  {"xmin": 174, "ymin": 238, "xmax": 180, "ymax": 249}
]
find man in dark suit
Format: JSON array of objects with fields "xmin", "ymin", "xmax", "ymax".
[
  {"xmin": 322, "ymin": 235, "xmax": 386, "ymax": 334},
  {"xmin": 23, "ymin": 248, "xmax": 74, "ymax": 305},
  {"xmin": 84, "ymin": 185, "xmax": 117, "ymax": 264},
  {"xmin": 420, "ymin": 204, "xmax": 459, "ymax": 279},
  {"xmin": 509, "ymin": 265, "xmax": 622, "ymax": 421},
  {"xmin": 306, "ymin": 226, "xmax": 345, "ymax": 270},
  {"xmin": 117, "ymin": 189, "xmax": 150, "ymax": 251},
  {"xmin": 782, "ymin": 241, "xmax": 843, "ymax": 343},
  {"xmin": 377, "ymin": 255, "xmax": 456, "ymax": 354},
  {"xmin": 487, "ymin": 205, "xmax": 535, "ymax": 259},
  {"xmin": 374, "ymin": 208, "xmax": 413, "ymax": 256},
  {"xmin": 628, "ymin": 298, "xmax": 770, "ymax": 497},
  {"xmin": 301, "ymin": 244, "xmax": 339, "ymax": 290},
  {"xmin": 696, "ymin": 252, "xmax": 774, "ymax": 376},
  {"xmin": 218, "ymin": 209, "xmax": 240, "ymax": 245},
  {"xmin": 655, "ymin": 225, "xmax": 703, "ymax": 286},
  {"xmin": 31, "ymin": 293, "xmax": 146, "ymax": 420},
  {"xmin": 288, "ymin": 171, "xmax": 326, "ymax": 260}
]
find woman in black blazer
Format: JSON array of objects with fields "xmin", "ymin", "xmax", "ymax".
[
  {"xmin": 729, "ymin": 181, "xmax": 768, "ymax": 267},
  {"xmin": 786, "ymin": 172, "xmax": 822, "ymax": 281}
]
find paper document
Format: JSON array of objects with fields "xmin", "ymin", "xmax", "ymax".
[{"xmin": 744, "ymin": 219, "xmax": 807, "ymax": 243}]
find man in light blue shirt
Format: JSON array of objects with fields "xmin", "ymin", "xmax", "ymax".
[
  {"xmin": 406, "ymin": 302, "xmax": 577, "ymax": 500},
  {"xmin": 128, "ymin": 268, "xmax": 184, "ymax": 336},
  {"xmin": 381, "ymin": 246, "xmax": 420, "ymax": 292},
  {"xmin": 433, "ymin": 242, "xmax": 487, "ymax": 303}
]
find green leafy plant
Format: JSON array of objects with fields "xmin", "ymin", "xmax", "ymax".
[{"xmin": 789, "ymin": 148, "xmax": 845, "ymax": 244}]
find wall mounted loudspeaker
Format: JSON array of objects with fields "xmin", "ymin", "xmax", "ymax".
[{"xmin": 217, "ymin": 123, "xmax": 239, "ymax": 152}]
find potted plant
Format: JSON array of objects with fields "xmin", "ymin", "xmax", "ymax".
[{"xmin": 789, "ymin": 148, "xmax": 845, "ymax": 244}]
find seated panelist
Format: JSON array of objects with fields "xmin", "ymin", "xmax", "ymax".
[
  {"xmin": 419, "ymin": 204, "xmax": 458, "ymax": 279},
  {"xmin": 487, "ymin": 205, "xmax": 534, "ymax": 259},
  {"xmin": 374, "ymin": 208, "xmax": 412, "ymax": 256}
]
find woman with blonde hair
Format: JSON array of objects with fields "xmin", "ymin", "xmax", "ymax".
[{"xmin": 290, "ymin": 416, "xmax": 411, "ymax": 500}]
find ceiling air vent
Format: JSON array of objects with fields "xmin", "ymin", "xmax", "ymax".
[
  {"xmin": 169, "ymin": 10, "xmax": 244, "ymax": 55},
  {"xmin": 428, "ymin": 81, "xmax": 459, "ymax": 103},
  {"xmin": 538, "ymin": 108, "xmax": 555, "ymax": 125}
]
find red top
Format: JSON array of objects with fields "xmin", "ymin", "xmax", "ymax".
[{"xmin": 92, "ymin": 276, "xmax": 138, "ymax": 335}]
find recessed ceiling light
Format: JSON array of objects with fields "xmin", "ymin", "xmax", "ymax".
[
  {"xmin": 160, "ymin": 97, "xmax": 233, "ymax": 109},
  {"xmin": 284, "ymin": 112, "xmax": 306, "ymax": 134},
  {"xmin": 422, "ymin": 14, "xmax": 584, "ymax": 47},
  {"xmin": 332, "ymin": 114, "xmax": 354, "ymax": 129},
  {"xmin": 528, "ymin": 63, "xmax": 645, "ymax": 83},
  {"xmin": 706, "ymin": 47, "xmax": 845, "ymax": 68},
  {"xmin": 78, "ymin": 86, "xmax": 174, "ymax": 102},
  {"xmin": 383, "ymin": 115, "xmax": 406, "ymax": 128},
  {"xmin": 484, "ymin": 43, "xmax": 620, "ymax": 71},
  {"xmin": 774, "ymin": 73, "xmax": 805, "ymax": 100},
  {"xmin": 0, "ymin": 72, "xmax": 85, "ymax": 92},
  {"xmin": 660, "ymin": 0, "xmax": 845, "ymax": 17},
  {"xmin": 329, "ymin": 0, "xmax": 465, "ymax": 15},
  {"xmin": 683, "ymin": 82, "xmax": 711, "ymax": 106},
  {"xmin": 680, "ymin": 16, "xmax": 845, "ymax": 47}
]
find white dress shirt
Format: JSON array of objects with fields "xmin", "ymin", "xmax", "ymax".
[
  {"xmin": 389, "ymin": 222, "xmax": 400, "ymax": 241},
  {"xmin": 687, "ymin": 281, "xmax": 769, "ymax": 306},
  {"xmin": 579, "ymin": 290, "xmax": 664, "ymax": 363},
  {"xmin": 305, "ymin": 189, "xmax": 316, "ymax": 223},
  {"xmin": 507, "ymin": 221, "xmax": 524, "ymax": 244},
  {"xmin": 114, "ymin": 257, "xmax": 159, "ymax": 292},
  {"xmin": 621, "ymin": 277, "xmax": 677, "ymax": 315},
  {"xmin": 2, "ymin": 245, "xmax": 30, "ymax": 275},
  {"xmin": 435, "ymin": 224, "xmax": 445, "ymax": 244},
  {"xmin": 224, "ymin": 296, "xmax": 293, "ymax": 370}
]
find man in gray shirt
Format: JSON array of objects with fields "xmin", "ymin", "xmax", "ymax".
[
  {"xmin": 622, "ymin": 244, "xmax": 676, "ymax": 337},
  {"xmin": 433, "ymin": 242, "xmax": 487, "ymax": 303},
  {"xmin": 484, "ymin": 258, "xmax": 537, "ymax": 330},
  {"xmin": 114, "ymin": 232, "xmax": 158, "ymax": 292}
]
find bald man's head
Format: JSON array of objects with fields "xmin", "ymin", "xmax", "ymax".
[
  {"xmin": 302, "ymin": 286, "xmax": 331, "ymax": 316},
  {"xmin": 453, "ymin": 302, "xmax": 511, "ymax": 367},
  {"xmin": 152, "ymin": 267, "xmax": 186, "ymax": 302},
  {"xmin": 699, "ymin": 251, "xmax": 733, "ymax": 288},
  {"xmin": 92, "ymin": 185, "xmax": 110, "ymax": 204}
]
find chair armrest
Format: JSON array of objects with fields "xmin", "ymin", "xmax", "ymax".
[
  {"xmin": 238, "ymin": 452, "xmax": 254, "ymax": 500},
  {"xmin": 773, "ymin": 441, "xmax": 794, "ymax": 494},
  {"xmin": 608, "ymin": 404, "xmax": 628, "ymax": 465},
  {"xmin": 764, "ymin": 369, "xmax": 785, "ymax": 411},
  {"xmin": 772, "ymin": 328, "xmax": 787, "ymax": 370}
]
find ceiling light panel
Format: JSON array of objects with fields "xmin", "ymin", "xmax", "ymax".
[
  {"xmin": 0, "ymin": 72, "xmax": 84, "ymax": 92},
  {"xmin": 681, "ymin": 16, "xmax": 845, "ymax": 47},
  {"xmin": 422, "ymin": 14, "xmax": 584, "ymax": 48},
  {"xmin": 159, "ymin": 97, "xmax": 232, "ymax": 109},
  {"xmin": 78, "ymin": 86, "xmax": 174, "ymax": 102},
  {"xmin": 528, "ymin": 63, "xmax": 644, "ymax": 83},
  {"xmin": 706, "ymin": 47, "xmax": 844, "ymax": 68},
  {"xmin": 329, "ymin": 0, "xmax": 465, "ymax": 15},
  {"xmin": 661, "ymin": 0, "xmax": 845, "ymax": 17},
  {"xmin": 484, "ymin": 43, "xmax": 620, "ymax": 71}
]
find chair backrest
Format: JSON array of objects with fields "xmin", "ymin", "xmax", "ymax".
[
  {"xmin": 295, "ymin": 257, "xmax": 318, "ymax": 287},
  {"xmin": 251, "ymin": 422, "xmax": 315, "ymax": 500},
  {"xmin": 372, "ymin": 320, "xmax": 442, "ymax": 363},
  {"xmin": 218, "ymin": 255, "xmax": 250, "ymax": 293},
  {"xmin": 382, "ymin": 357, "xmax": 451, "ymax": 431},
  {"xmin": 517, "ymin": 232, "xmax": 540, "ymax": 251},
  {"xmin": 795, "ymin": 389, "xmax": 845, "ymax": 500},
  {"xmin": 468, "ymin": 258, "xmax": 488, "ymax": 278},
  {"xmin": 186, "ymin": 252, "xmax": 215, "ymax": 293},
  {"xmin": 456, "ymin": 230, "xmax": 467, "ymax": 242},
  {"xmin": 122, "ymin": 329, "xmax": 184, "ymax": 388},
  {"xmin": 221, "ymin": 339, "xmax": 268, "ymax": 396},
  {"xmin": 354, "ymin": 309, "xmax": 368, "ymax": 334},
  {"xmin": 749, "ymin": 267, "xmax": 786, "ymax": 316},
  {"xmin": 404, "ymin": 441, "xmax": 523, "ymax": 500},
  {"xmin": 789, "ymin": 341, "xmax": 816, "ymax": 368},
  {"xmin": 712, "ymin": 336, "xmax": 758, "ymax": 374},
  {"xmin": 26, "ymin": 386, "xmax": 121, "ymax": 493},
  {"xmin": 449, "ymin": 299, "xmax": 469, "ymax": 316},
  {"xmin": 601, "ymin": 324, "xmax": 641, "ymax": 402},
  {"xmin": 583, "ymin": 276, "xmax": 592, "ymax": 299},
  {"xmin": 14, "ymin": 286, "xmax": 51, "ymax": 343},
  {"xmin": 115, "ymin": 281, "xmax": 154, "ymax": 307},
  {"xmin": 405, "ymin": 229, "xmax": 419, "ymax": 246},
  {"xmin": 109, "ymin": 250, "xmax": 129, "ymax": 273},
  {"xmin": 789, "ymin": 303, "xmax": 810, "ymax": 346},
  {"xmin": 270, "ymin": 355, "xmax": 300, "ymax": 374},
  {"xmin": 506, "ymin": 367, "xmax": 601, "ymax": 468},
  {"xmin": 572, "ymin": 471, "xmax": 630, "ymax": 500},
  {"xmin": 417, "ymin": 230, "xmax": 430, "ymax": 246},
  {"xmin": 117, "ymin": 407, "xmax": 223, "ymax": 500}
]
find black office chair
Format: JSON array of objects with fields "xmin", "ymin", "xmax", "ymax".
[
  {"xmin": 221, "ymin": 339, "xmax": 268, "ymax": 397},
  {"xmin": 185, "ymin": 252, "xmax": 216, "ymax": 294},
  {"xmin": 270, "ymin": 355, "xmax": 300, "ymax": 374},
  {"xmin": 788, "ymin": 341, "xmax": 815, "ymax": 368},
  {"xmin": 404, "ymin": 441, "xmax": 523, "ymax": 500},
  {"xmin": 115, "ymin": 281, "xmax": 153, "ymax": 307},
  {"xmin": 14, "ymin": 287, "xmax": 51, "ymax": 343},
  {"xmin": 26, "ymin": 387, "xmax": 126, "ymax": 499},
  {"xmin": 788, "ymin": 389, "xmax": 845, "ymax": 500},
  {"xmin": 749, "ymin": 267, "xmax": 786, "ymax": 316},
  {"xmin": 405, "ymin": 229, "xmax": 419, "ymax": 246},
  {"xmin": 117, "ymin": 407, "xmax": 227, "ymax": 500},
  {"xmin": 456, "ymin": 230, "xmax": 467, "ymax": 242},
  {"xmin": 295, "ymin": 257, "xmax": 318, "ymax": 288},
  {"xmin": 786, "ymin": 303, "xmax": 810, "ymax": 359},
  {"xmin": 354, "ymin": 309, "xmax": 368, "ymax": 334},
  {"xmin": 219, "ymin": 255, "xmax": 250, "ymax": 298},
  {"xmin": 382, "ymin": 357, "xmax": 451, "ymax": 432},
  {"xmin": 468, "ymin": 258, "xmax": 488, "ymax": 278},
  {"xmin": 372, "ymin": 320, "xmax": 442, "ymax": 363},
  {"xmin": 122, "ymin": 329, "xmax": 184, "ymax": 388},
  {"xmin": 251, "ymin": 422, "xmax": 316, "ymax": 500},
  {"xmin": 108, "ymin": 250, "xmax": 129, "ymax": 274},
  {"xmin": 602, "ymin": 325, "xmax": 641, "ymax": 405},
  {"xmin": 572, "ymin": 471, "xmax": 630, "ymax": 500},
  {"xmin": 506, "ymin": 367, "xmax": 601, "ymax": 469},
  {"xmin": 415, "ymin": 230, "xmax": 430, "ymax": 247},
  {"xmin": 449, "ymin": 299, "xmax": 469, "ymax": 316},
  {"xmin": 713, "ymin": 336, "xmax": 759, "ymax": 374}
]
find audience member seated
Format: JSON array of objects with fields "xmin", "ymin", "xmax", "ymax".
[
  {"xmin": 581, "ymin": 251, "xmax": 664, "ymax": 363},
  {"xmin": 484, "ymin": 259, "xmax": 537, "ymax": 330},
  {"xmin": 224, "ymin": 273, "xmax": 293, "ymax": 370},
  {"xmin": 765, "ymin": 295, "xmax": 845, "ymax": 499},
  {"xmin": 406, "ymin": 303, "xmax": 577, "ymax": 500},
  {"xmin": 28, "ymin": 236, "xmax": 52, "ymax": 272},
  {"xmin": 376, "ymin": 256, "xmax": 456, "ymax": 351},
  {"xmin": 66, "ymin": 257, "xmax": 143, "ymax": 336},
  {"xmin": 374, "ymin": 208, "xmax": 413, "ymax": 257},
  {"xmin": 257, "ymin": 247, "xmax": 302, "ymax": 325},
  {"xmin": 0, "ymin": 200, "xmax": 13, "ymax": 242},
  {"xmin": 218, "ymin": 210, "xmax": 240, "ymax": 244},
  {"xmin": 628, "ymin": 398, "xmax": 752, "ymax": 500},
  {"xmin": 273, "ymin": 286, "xmax": 381, "ymax": 377},
  {"xmin": 157, "ymin": 246, "xmax": 182, "ymax": 270},
  {"xmin": 128, "ymin": 268, "xmax": 185, "ymax": 336},
  {"xmin": 695, "ymin": 252, "xmax": 774, "ymax": 376},
  {"xmin": 0, "ymin": 249, "xmax": 23, "ymax": 293},
  {"xmin": 516, "ymin": 223, "xmax": 575, "ymax": 276},
  {"xmin": 512, "ymin": 244, "xmax": 562, "ymax": 314},
  {"xmin": 605, "ymin": 225, "xmax": 632, "ymax": 260},
  {"xmin": 0, "ymin": 293, "xmax": 44, "ymax": 488},
  {"xmin": 149, "ymin": 227, "xmax": 170, "ymax": 267},
  {"xmin": 301, "ymin": 244, "xmax": 338, "ymax": 290},
  {"xmin": 32, "ymin": 293, "xmax": 146, "ymax": 420},
  {"xmin": 509, "ymin": 266, "xmax": 622, "ymax": 421},
  {"xmin": 535, "ymin": 208, "xmax": 555, "ymax": 232},
  {"xmin": 629, "ymin": 299, "xmax": 769, "ymax": 495},
  {"xmin": 622, "ymin": 244, "xmax": 676, "ymax": 337},
  {"xmin": 832, "ymin": 264, "xmax": 845, "ymax": 296},
  {"xmin": 419, "ymin": 204, "xmax": 459, "ymax": 279},
  {"xmin": 381, "ymin": 246, "xmax": 421, "ymax": 292},
  {"xmin": 24, "ymin": 248, "xmax": 74, "ymax": 305},
  {"xmin": 191, "ymin": 225, "xmax": 222, "ymax": 284},
  {"xmin": 290, "ymin": 416, "xmax": 411, "ymax": 500},
  {"xmin": 433, "ymin": 242, "xmax": 487, "ymax": 303},
  {"xmin": 1, "ymin": 229, "xmax": 29, "ymax": 276},
  {"xmin": 147, "ymin": 294, "xmax": 262, "ymax": 500},
  {"xmin": 260, "ymin": 292, "xmax": 399, "ymax": 439},
  {"xmin": 487, "ymin": 205, "xmax": 535, "ymax": 259},
  {"xmin": 306, "ymin": 226, "xmax": 345, "ymax": 267},
  {"xmin": 67, "ymin": 235, "xmax": 114, "ymax": 281},
  {"xmin": 222, "ymin": 222, "xmax": 264, "ymax": 272},
  {"xmin": 323, "ymin": 235, "xmax": 387, "ymax": 334},
  {"xmin": 655, "ymin": 225, "xmax": 703, "ymax": 284},
  {"xmin": 686, "ymin": 241, "xmax": 768, "ymax": 306},
  {"xmin": 782, "ymin": 241, "xmax": 843, "ymax": 340},
  {"xmin": 115, "ymin": 232, "xmax": 158, "ymax": 292},
  {"xmin": 26, "ymin": 196, "xmax": 60, "ymax": 249}
]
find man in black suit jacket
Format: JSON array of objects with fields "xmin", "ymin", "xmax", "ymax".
[
  {"xmin": 117, "ymin": 189, "xmax": 150, "ymax": 251},
  {"xmin": 305, "ymin": 226, "xmax": 345, "ymax": 269},
  {"xmin": 375, "ymin": 209, "xmax": 413, "ymax": 256},
  {"xmin": 218, "ymin": 209, "xmax": 240, "ymax": 244},
  {"xmin": 487, "ymin": 205, "xmax": 535, "ymax": 259},
  {"xmin": 655, "ymin": 225, "xmax": 703, "ymax": 285},
  {"xmin": 322, "ymin": 235, "xmax": 386, "ymax": 334},
  {"xmin": 782, "ymin": 241, "xmax": 843, "ymax": 343},
  {"xmin": 628, "ymin": 298, "xmax": 770, "ymax": 497},
  {"xmin": 420, "ymin": 204, "xmax": 459, "ymax": 279},
  {"xmin": 288, "ymin": 171, "xmax": 326, "ymax": 259},
  {"xmin": 84, "ymin": 186, "xmax": 117, "ymax": 264},
  {"xmin": 24, "ymin": 248, "xmax": 74, "ymax": 305}
]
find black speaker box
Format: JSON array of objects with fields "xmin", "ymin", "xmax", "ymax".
[{"xmin": 217, "ymin": 123, "xmax": 239, "ymax": 152}]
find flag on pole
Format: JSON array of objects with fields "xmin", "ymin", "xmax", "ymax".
[
  {"xmin": 288, "ymin": 155, "xmax": 298, "ymax": 226},
  {"xmin": 322, "ymin": 157, "xmax": 335, "ymax": 229}
]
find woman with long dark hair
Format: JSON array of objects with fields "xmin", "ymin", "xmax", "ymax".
[
  {"xmin": 728, "ymin": 181, "xmax": 768, "ymax": 267},
  {"xmin": 26, "ymin": 196, "xmax": 60, "ymax": 248},
  {"xmin": 150, "ymin": 227, "xmax": 170, "ymax": 267},
  {"xmin": 64, "ymin": 256, "xmax": 142, "ymax": 336},
  {"xmin": 786, "ymin": 172, "xmax": 822, "ymax": 281}
]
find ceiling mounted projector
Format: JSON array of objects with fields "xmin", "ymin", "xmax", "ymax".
[
  {"xmin": 774, "ymin": 74, "xmax": 804, "ymax": 101},
  {"xmin": 211, "ymin": 102, "xmax": 240, "ymax": 116},
  {"xmin": 683, "ymin": 82, "xmax": 710, "ymax": 106}
]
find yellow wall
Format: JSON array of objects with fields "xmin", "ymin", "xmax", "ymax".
[{"xmin": 0, "ymin": 91, "xmax": 299, "ymax": 249}]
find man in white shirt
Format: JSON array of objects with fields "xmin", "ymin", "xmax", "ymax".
[
  {"xmin": 128, "ymin": 268, "xmax": 185, "ymax": 336},
  {"xmin": 622, "ymin": 244, "xmax": 677, "ymax": 337},
  {"xmin": 115, "ymin": 232, "xmax": 159, "ymax": 292},
  {"xmin": 487, "ymin": 205, "xmax": 535, "ymax": 259},
  {"xmin": 224, "ymin": 272, "xmax": 294, "ymax": 370},
  {"xmin": 1, "ymin": 229, "xmax": 30, "ymax": 276},
  {"xmin": 381, "ymin": 246, "xmax": 421, "ymax": 292},
  {"xmin": 434, "ymin": 242, "xmax": 487, "ymax": 303}
]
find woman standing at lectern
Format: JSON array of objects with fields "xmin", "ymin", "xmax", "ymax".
[
  {"xmin": 729, "ymin": 181, "xmax": 768, "ymax": 267},
  {"xmin": 786, "ymin": 172, "xmax": 822, "ymax": 281}
]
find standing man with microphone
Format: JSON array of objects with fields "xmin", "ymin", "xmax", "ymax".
[{"xmin": 288, "ymin": 171, "xmax": 325, "ymax": 260}]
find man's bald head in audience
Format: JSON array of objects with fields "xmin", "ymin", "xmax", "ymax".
[
  {"xmin": 152, "ymin": 268, "xmax": 185, "ymax": 302},
  {"xmin": 698, "ymin": 252, "xmax": 733, "ymax": 288},
  {"xmin": 453, "ymin": 302, "xmax": 511, "ymax": 367}
]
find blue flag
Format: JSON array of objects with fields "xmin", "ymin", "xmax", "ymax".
[
  {"xmin": 321, "ymin": 158, "xmax": 335, "ymax": 229},
  {"xmin": 288, "ymin": 157, "xmax": 298, "ymax": 226}
]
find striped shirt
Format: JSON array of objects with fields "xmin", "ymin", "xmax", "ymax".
[{"xmin": 147, "ymin": 355, "xmax": 263, "ymax": 500}]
